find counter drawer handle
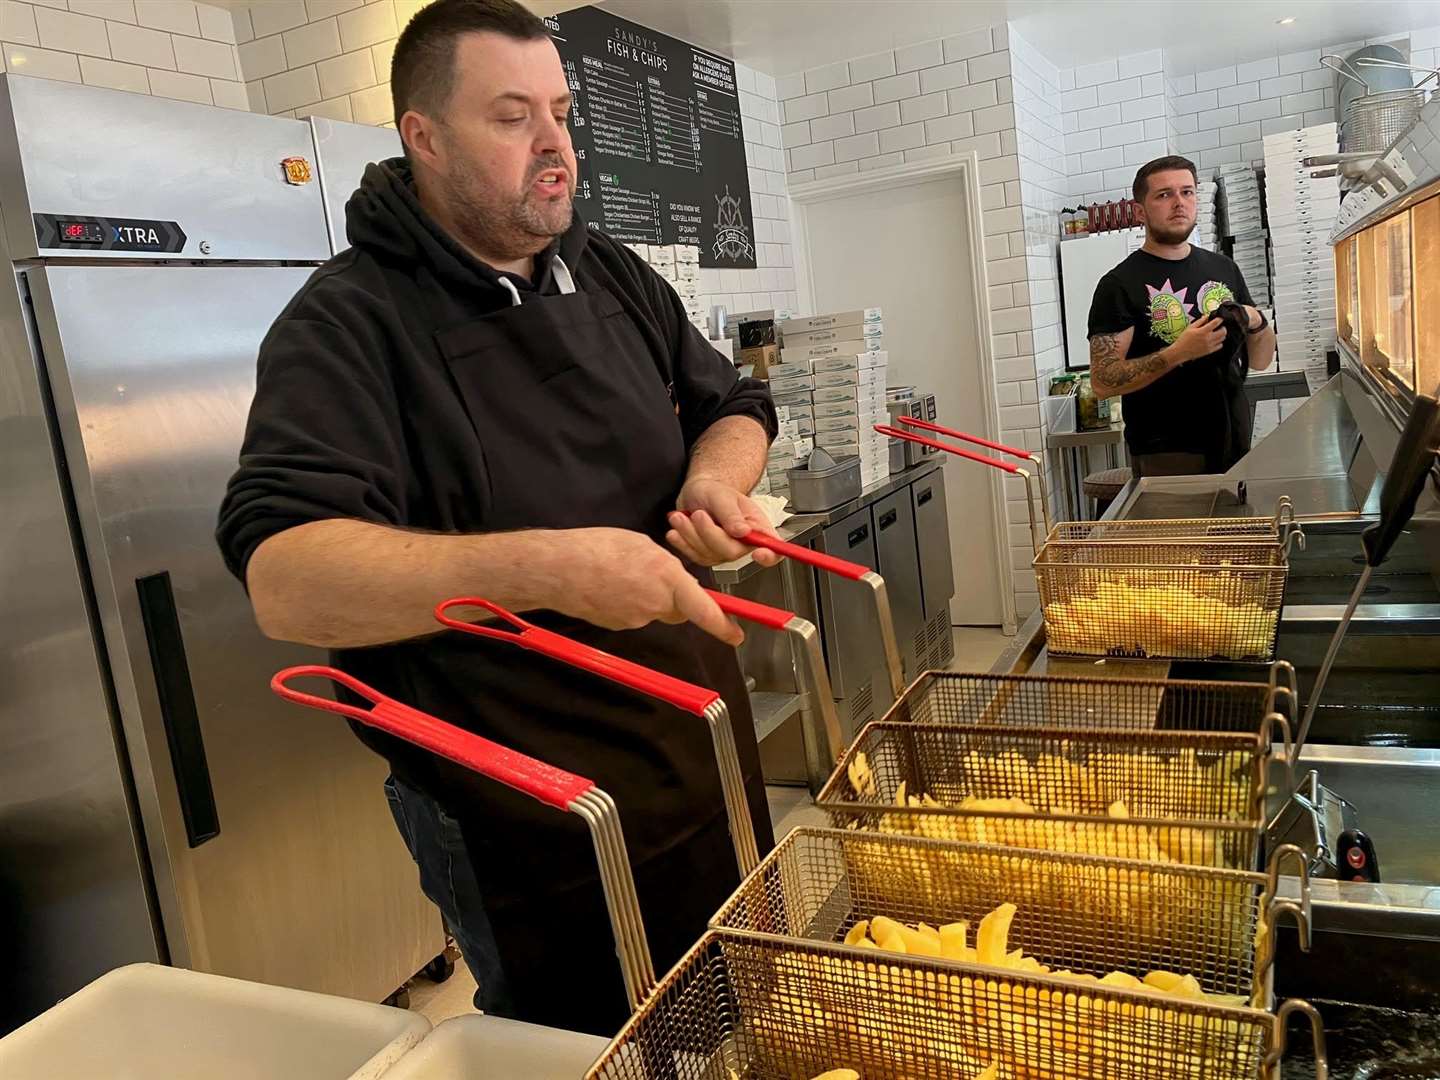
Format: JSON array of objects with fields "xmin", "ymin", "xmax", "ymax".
[
  {"xmin": 917, "ymin": 487, "xmax": 933, "ymax": 506},
  {"xmin": 878, "ymin": 509, "xmax": 897, "ymax": 530},
  {"xmin": 848, "ymin": 524, "xmax": 869, "ymax": 548}
]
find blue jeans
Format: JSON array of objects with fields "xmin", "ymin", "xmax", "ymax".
[{"xmin": 383, "ymin": 775, "xmax": 515, "ymax": 1016}]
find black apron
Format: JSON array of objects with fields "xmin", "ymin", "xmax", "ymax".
[{"xmin": 398, "ymin": 283, "xmax": 772, "ymax": 1035}]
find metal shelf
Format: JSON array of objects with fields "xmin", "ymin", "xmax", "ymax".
[{"xmin": 750, "ymin": 691, "xmax": 804, "ymax": 744}]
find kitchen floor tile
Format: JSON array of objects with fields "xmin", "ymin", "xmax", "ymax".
[{"xmin": 947, "ymin": 625, "xmax": 1011, "ymax": 672}]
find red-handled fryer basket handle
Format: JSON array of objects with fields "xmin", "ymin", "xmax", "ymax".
[
  {"xmin": 707, "ymin": 589, "xmax": 793, "ymax": 631},
  {"xmin": 896, "ymin": 415, "xmax": 1033, "ymax": 462},
  {"xmin": 708, "ymin": 589, "xmax": 844, "ymax": 784},
  {"xmin": 272, "ymin": 666, "xmax": 595, "ymax": 808},
  {"xmin": 271, "ymin": 665, "xmax": 658, "ymax": 1009},
  {"xmin": 435, "ymin": 597, "xmax": 720, "ymax": 717},
  {"xmin": 875, "ymin": 424, "xmax": 1022, "ymax": 474},
  {"xmin": 737, "ymin": 529, "xmax": 904, "ymax": 702},
  {"xmin": 738, "ymin": 529, "xmax": 868, "ymax": 580},
  {"xmin": 877, "ymin": 424, "xmax": 1049, "ymax": 556},
  {"xmin": 435, "ymin": 596, "xmax": 760, "ymax": 878}
]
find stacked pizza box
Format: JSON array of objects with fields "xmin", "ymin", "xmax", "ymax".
[
  {"xmin": 628, "ymin": 243, "xmax": 706, "ymax": 331},
  {"xmin": 1263, "ymin": 123, "xmax": 1340, "ymax": 394},
  {"xmin": 1217, "ymin": 163, "xmax": 1272, "ymax": 308},
  {"xmin": 1193, "ymin": 179, "xmax": 1218, "ymax": 251},
  {"xmin": 776, "ymin": 309, "xmax": 889, "ymax": 489}
]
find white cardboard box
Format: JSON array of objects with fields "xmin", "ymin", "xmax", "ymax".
[
  {"xmin": 768, "ymin": 374, "xmax": 816, "ymax": 393},
  {"xmin": 782, "ymin": 339, "xmax": 884, "ymax": 364},
  {"xmin": 780, "ymin": 323, "xmax": 884, "ymax": 349},
  {"xmin": 778, "ymin": 309, "xmax": 883, "ymax": 335},
  {"xmin": 810, "ymin": 349, "xmax": 888, "ymax": 373}
]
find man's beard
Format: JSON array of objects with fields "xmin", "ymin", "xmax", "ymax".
[
  {"xmin": 445, "ymin": 153, "xmax": 574, "ymax": 262},
  {"xmin": 1149, "ymin": 218, "xmax": 1194, "ymax": 245}
]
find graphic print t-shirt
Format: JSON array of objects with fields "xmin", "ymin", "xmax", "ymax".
[{"xmin": 1088, "ymin": 247, "xmax": 1254, "ymax": 469}]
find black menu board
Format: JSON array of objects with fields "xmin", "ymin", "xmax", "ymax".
[{"xmin": 543, "ymin": 6, "xmax": 756, "ymax": 269}]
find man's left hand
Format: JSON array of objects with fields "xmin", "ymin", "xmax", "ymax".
[{"xmin": 668, "ymin": 478, "xmax": 782, "ymax": 568}]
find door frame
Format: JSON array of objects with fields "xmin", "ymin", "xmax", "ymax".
[{"xmin": 787, "ymin": 153, "xmax": 1016, "ymax": 633}]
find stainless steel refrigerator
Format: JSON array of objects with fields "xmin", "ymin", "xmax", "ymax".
[{"xmin": 0, "ymin": 75, "xmax": 439, "ymax": 1031}]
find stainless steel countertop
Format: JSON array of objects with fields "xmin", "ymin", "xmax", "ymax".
[{"xmin": 712, "ymin": 458, "xmax": 945, "ymax": 585}]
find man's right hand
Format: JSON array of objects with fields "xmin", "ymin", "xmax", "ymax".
[
  {"xmin": 1168, "ymin": 313, "xmax": 1228, "ymax": 365},
  {"xmin": 541, "ymin": 527, "xmax": 743, "ymax": 646}
]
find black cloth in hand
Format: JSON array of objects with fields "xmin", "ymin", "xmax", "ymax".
[{"xmin": 1212, "ymin": 300, "xmax": 1251, "ymax": 369}]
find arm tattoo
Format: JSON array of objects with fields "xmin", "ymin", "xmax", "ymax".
[{"xmin": 1089, "ymin": 333, "xmax": 1168, "ymax": 394}]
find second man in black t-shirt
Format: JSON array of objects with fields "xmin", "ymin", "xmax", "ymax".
[{"xmin": 1087, "ymin": 155, "xmax": 1277, "ymax": 476}]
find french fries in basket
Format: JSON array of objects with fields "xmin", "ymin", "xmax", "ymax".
[{"xmin": 830, "ymin": 721, "xmax": 1270, "ymax": 871}]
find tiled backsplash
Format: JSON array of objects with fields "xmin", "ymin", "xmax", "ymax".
[
  {"xmin": 231, "ymin": 0, "xmax": 419, "ymax": 123},
  {"xmin": 1061, "ymin": 49, "xmax": 1167, "ymax": 206},
  {"xmin": 1008, "ymin": 28, "xmax": 1069, "ymax": 609},
  {"xmin": 778, "ymin": 25, "xmax": 1064, "ymax": 613},
  {"xmin": 0, "ymin": 0, "xmax": 247, "ymax": 109}
]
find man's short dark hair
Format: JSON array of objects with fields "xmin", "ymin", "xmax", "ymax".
[
  {"xmin": 390, "ymin": 0, "xmax": 550, "ymax": 130},
  {"xmin": 1133, "ymin": 156, "xmax": 1198, "ymax": 201}
]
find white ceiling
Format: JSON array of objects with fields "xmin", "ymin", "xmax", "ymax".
[{"xmin": 536, "ymin": 0, "xmax": 1440, "ymax": 77}]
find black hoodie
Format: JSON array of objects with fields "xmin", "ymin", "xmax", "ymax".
[{"xmin": 217, "ymin": 160, "xmax": 776, "ymax": 1033}]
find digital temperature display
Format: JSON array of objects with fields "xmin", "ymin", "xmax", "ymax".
[{"xmin": 59, "ymin": 220, "xmax": 105, "ymax": 244}]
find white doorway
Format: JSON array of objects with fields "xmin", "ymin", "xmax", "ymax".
[{"xmin": 790, "ymin": 157, "xmax": 1010, "ymax": 628}]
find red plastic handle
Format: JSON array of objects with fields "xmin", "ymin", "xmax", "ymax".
[
  {"xmin": 435, "ymin": 598, "xmax": 721, "ymax": 717},
  {"xmin": 270, "ymin": 666, "xmax": 594, "ymax": 810},
  {"xmin": 897, "ymin": 416, "xmax": 1032, "ymax": 461},
  {"xmin": 739, "ymin": 530, "xmax": 869, "ymax": 581},
  {"xmin": 706, "ymin": 588, "xmax": 793, "ymax": 631},
  {"xmin": 874, "ymin": 424, "xmax": 1022, "ymax": 474}
]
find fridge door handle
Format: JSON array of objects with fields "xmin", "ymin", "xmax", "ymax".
[{"xmin": 136, "ymin": 572, "xmax": 220, "ymax": 847}]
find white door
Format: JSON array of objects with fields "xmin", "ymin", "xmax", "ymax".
[{"xmin": 799, "ymin": 172, "xmax": 1004, "ymax": 626}]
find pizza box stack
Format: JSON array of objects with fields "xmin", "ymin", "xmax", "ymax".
[
  {"xmin": 762, "ymin": 349, "xmax": 816, "ymax": 501},
  {"xmin": 1217, "ymin": 164, "xmax": 1272, "ymax": 308},
  {"xmin": 1263, "ymin": 122, "xmax": 1340, "ymax": 393},
  {"xmin": 629, "ymin": 243, "xmax": 706, "ymax": 332},
  {"xmin": 776, "ymin": 308, "xmax": 889, "ymax": 490},
  {"xmin": 1193, "ymin": 178, "xmax": 1218, "ymax": 251}
]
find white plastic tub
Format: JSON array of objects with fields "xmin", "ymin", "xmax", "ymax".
[
  {"xmin": 379, "ymin": 1014, "xmax": 608, "ymax": 1079},
  {"xmin": 0, "ymin": 964, "xmax": 430, "ymax": 1080}
]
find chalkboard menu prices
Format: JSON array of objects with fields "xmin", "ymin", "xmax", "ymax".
[{"xmin": 543, "ymin": 6, "xmax": 757, "ymax": 269}]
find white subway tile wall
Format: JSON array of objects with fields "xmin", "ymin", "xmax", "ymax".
[
  {"xmin": 778, "ymin": 24, "xmax": 1076, "ymax": 614},
  {"xmin": 2, "ymin": 0, "xmax": 245, "ymax": 105},
  {"xmin": 1064, "ymin": 48, "xmax": 1166, "ymax": 205},
  {"xmin": 1008, "ymin": 28, "xmax": 1070, "ymax": 611},
  {"xmin": 230, "ymin": 0, "xmax": 422, "ymax": 119}
]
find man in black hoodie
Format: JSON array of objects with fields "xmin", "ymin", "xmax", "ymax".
[{"xmin": 217, "ymin": 0, "xmax": 778, "ymax": 1035}]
